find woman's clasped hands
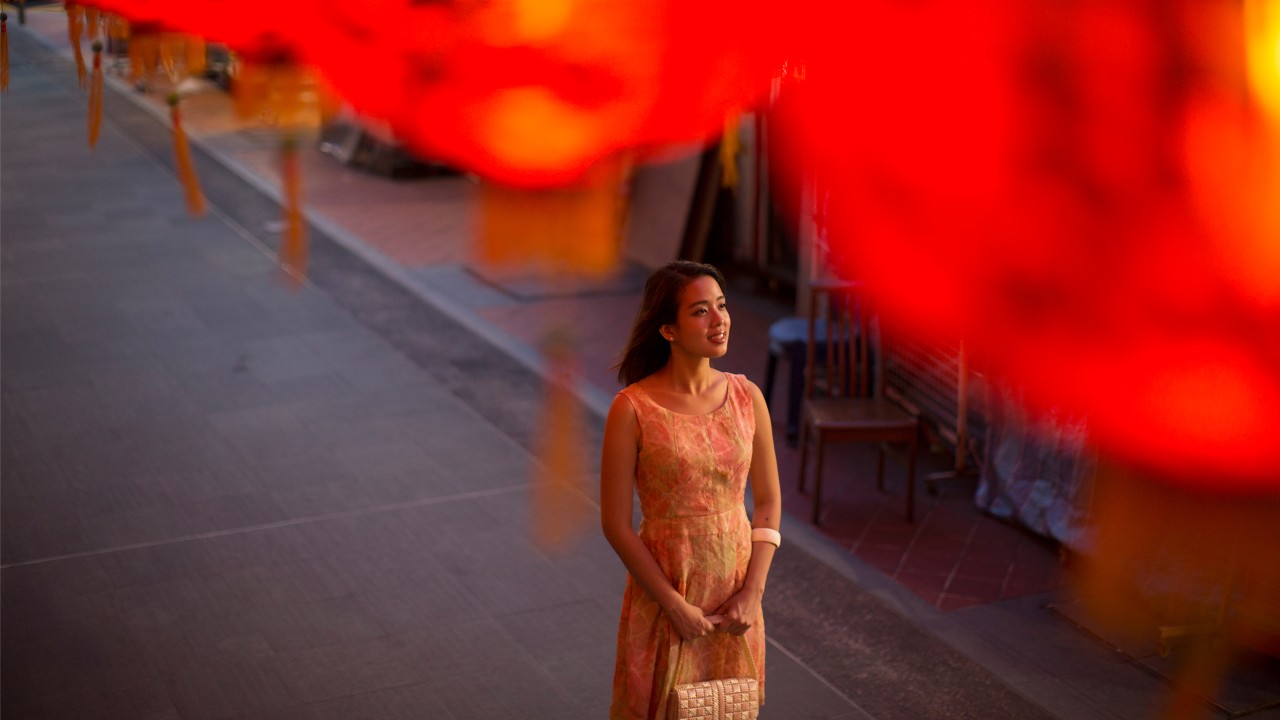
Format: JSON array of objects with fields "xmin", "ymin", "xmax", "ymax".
[{"xmin": 666, "ymin": 588, "xmax": 760, "ymax": 640}]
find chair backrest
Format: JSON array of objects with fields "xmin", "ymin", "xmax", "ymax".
[
  {"xmin": 803, "ymin": 280, "xmax": 870, "ymax": 402},
  {"xmin": 882, "ymin": 334, "xmax": 986, "ymax": 474}
]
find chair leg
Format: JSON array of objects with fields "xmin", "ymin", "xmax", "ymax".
[
  {"xmin": 904, "ymin": 436, "xmax": 918, "ymax": 524},
  {"xmin": 875, "ymin": 443, "xmax": 885, "ymax": 491},
  {"xmin": 797, "ymin": 421, "xmax": 810, "ymax": 493},
  {"xmin": 812, "ymin": 435, "xmax": 826, "ymax": 526},
  {"xmin": 763, "ymin": 351, "xmax": 778, "ymax": 409},
  {"xmin": 784, "ymin": 343, "xmax": 807, "ymax": 445}
]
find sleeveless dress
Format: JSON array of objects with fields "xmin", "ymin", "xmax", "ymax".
[{"xmin": 610, "ymin": 373, "xmax": 766, "ymax": 720}]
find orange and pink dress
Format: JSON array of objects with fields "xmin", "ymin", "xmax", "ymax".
[{"xmin": 610, "ymin": 372, "xmax": 766, "ymax": 720}]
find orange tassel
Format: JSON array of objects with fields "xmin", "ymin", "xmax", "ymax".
[
  {"xmin": 2, "ymin": 12, "xmax": 10, "ymax": 93},
  {"xmin": 87, "ymin": 41, "xmax": 102, "ymax": 148},
  {"xmin": 84, "ymin": 7, "xmax": 98, "ymax": 41},
  {"xmin": 530, "ymin": 325, "xmax": 590, "ymax": 553},
  {"xmin": 127, "ymin": 32, "xmax": 158, "ymax": 86},
  {"xmin": 1072, "ymin": 462, "xmax": 1280, "ymax": 717},
  {"xmin": 127, "ymin": 32, "xmax": 142, "ymax": 84},
  {"xmin": 279, "ymin": 133, "xmax": 307, "ymax": 284},
  {"xmin": 159, "ymin": 34, "xmax": 176, "ymax": 83},
  {"xmin": 108, "ymin": 16, "xmax": 128, "ymax": 46},
  {"xmin": 477, "ymin": 157, "xmax": 627, "ymax": 278},
  {"xmin": 67, "ymin": 4, "xmax": 86, "ymax": 89},
  {"xmin": 137, "ymin": 34, "xmax": 158, "ymax": 84},
  {"xmin": 183, "ymin": 36, "xmax": 206, "ymax": 77},
  {"xmin": 719, "ymin": 114, "xmax": 740, "ymax": 189},
  {"xmin": 169, "ymin": 94, "xmax": 205, "ymax": 216}
]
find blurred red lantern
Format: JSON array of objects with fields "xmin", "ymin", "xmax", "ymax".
[
  {"xmin": 778, "ymin": 0, "xmax": 1280, "ymax": 490},
  {"xmin": 73, "ymin": 0, "xmax": 794, "ymax": 185},
  {"xmin": 303, "ymin": 0, "xmax": 791, "ymax": 187}
]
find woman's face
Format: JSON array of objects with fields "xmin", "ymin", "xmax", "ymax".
[{"xmin": 662, "ymin": 275, "xmax": 730, "ymax": 359}]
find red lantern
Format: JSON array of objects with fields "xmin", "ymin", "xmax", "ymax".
[
  {"xmin": 779, "ymin": 0, "xmax": 1280, "ymax": 490},
  {"xmin": 302, "ymin": 0, "xmax": 792, "ymax": 187}
]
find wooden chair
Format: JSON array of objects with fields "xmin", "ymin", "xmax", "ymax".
[{"xmin": 797, "ymin": 281, "xmax": 920, "ymax": 524}]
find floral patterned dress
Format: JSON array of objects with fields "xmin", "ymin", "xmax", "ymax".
[{"xmin": 610, "ymin": 372, "xmax": 765, "ymax": 720}]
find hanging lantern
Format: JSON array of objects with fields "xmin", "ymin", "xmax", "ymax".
[
  {"xmin": 77, "ymin": 1, "xmax": 327, "ymax": 280},
  {"xmin": 777, "ymin": 0, "xmax": 1280, "ymax": 490},
  {"xmin": 302, "ymin": 0, "xmax": 791, "ymax": 189},
  {"xmin": 770, "ymin": 6, "xmax": 1280, "ymax": 717}
]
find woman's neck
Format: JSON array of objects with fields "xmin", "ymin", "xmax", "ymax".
[{"xmin": 660, "ymin": 355, "xmax": 717, "ymax": 395}]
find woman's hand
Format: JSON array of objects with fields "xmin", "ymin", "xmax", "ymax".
[
  {"xmin": 665, "ymin": 599, "xmax": 718, "ymax": 640},
  {"xmin": 713, "ymin": 585, "xmax": 763, "ymax": 636}
]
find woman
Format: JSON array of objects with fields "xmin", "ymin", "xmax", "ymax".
[{"xmin": 601, "ymin": 261, "xmax": 782, "ymax": 719}]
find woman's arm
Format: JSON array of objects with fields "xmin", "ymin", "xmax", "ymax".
[
  {"xmin": 715, "ymin": 380, "xmax": 782, "ymax": 635},
  {"xmin": 601, "ymin": 394, "xmax": 717, "ymax": 640}
]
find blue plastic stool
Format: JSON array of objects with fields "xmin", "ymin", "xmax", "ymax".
[{"xmin": 763, "ymin": 317, "xmax": 829, "ymax": 445}]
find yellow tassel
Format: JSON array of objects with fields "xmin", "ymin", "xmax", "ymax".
[
  {"xmin": 477, "ymin": 158, "xmax": 626, "ymax": 278},
  {"xmin": 67, "ymin": 4, "xmax": 86, "ymax": 89},
  {"xmin": 530, "ymin": 325, "xmax": 590, "ymax": 553},
  {"xmin": 169, "ymin": 93, "xmax": 205, "ymax": 216},
  {"xmin": 87, "ymin": 41, "xmax": 102, "ymax": 148},
  {"xmin": 719, "ymin": 113, "xmax": 740, "ymax": 190},
  {"xmin": 279, "ymin": 133, "xmax": 307, "ymax": 284},
  {"xmin": 2, "ymin": 12, "xmax": 10, "ymax": 93}
]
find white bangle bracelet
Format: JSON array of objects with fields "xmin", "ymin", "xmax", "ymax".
[{"xmin": 751, "ymin": 527, "xmax": 781, "ymax": 548}]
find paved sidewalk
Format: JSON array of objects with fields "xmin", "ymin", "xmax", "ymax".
[{"xmin": 1, "ymin": 14, "xmax": 1223, "ymax": 720}]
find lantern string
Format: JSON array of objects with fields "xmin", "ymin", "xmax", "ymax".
[
  {"xmin": 279, "ymin": 132, "xmax": 307, "ymax": 286},
  {"xmin": 1, "ymin": 12, "xmax": 10, "ymax": 93},
  {"xmin": 67, "ymin": 4, "xmax": 86, "ymax": 90},
  {"xmin": 87, "ymin": 41, "xmax": 102, "ymax": 149},
  {"xmin": 168, "ymin": 93, "xmax": 206, "ymax": 217}
]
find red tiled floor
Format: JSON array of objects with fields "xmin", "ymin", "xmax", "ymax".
[
  {"xmin": 953, "ymin": 556, "xmax": 1015, "ymax": 581},
  {"xmin": 898, "ymin": 551, "xmax": 960, "ymax": 576},
  {"xmin": 853, "ymin": 546, "xmax": 905, "ymax": 576},
  {"xmin": 936, "ymin": 594, "xmax": 985, "ymax": 612},
  {"xmin": 945, "ymin": 576, "xmax": 1007, "ymax": 600},
  {"xmin": 893, "ymin": 569, "xmax": 950, "ymax": 606},
  {"xmin": 771, "ymin": 405, "xmax": 1066, "ymax": 611}
]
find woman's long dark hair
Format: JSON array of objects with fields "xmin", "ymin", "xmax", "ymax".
[{"xmin": 615, "ymin": 261, "xmax": 727, "ymax": 386}]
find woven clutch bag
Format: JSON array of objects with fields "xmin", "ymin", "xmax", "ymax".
[
  {"xmin": 668, "ymin": 676, "xmax": 759, "ymax": 720},
  {"xmin": 666, "ymin": 634, "xmax": 760, "ymax": 720}
]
